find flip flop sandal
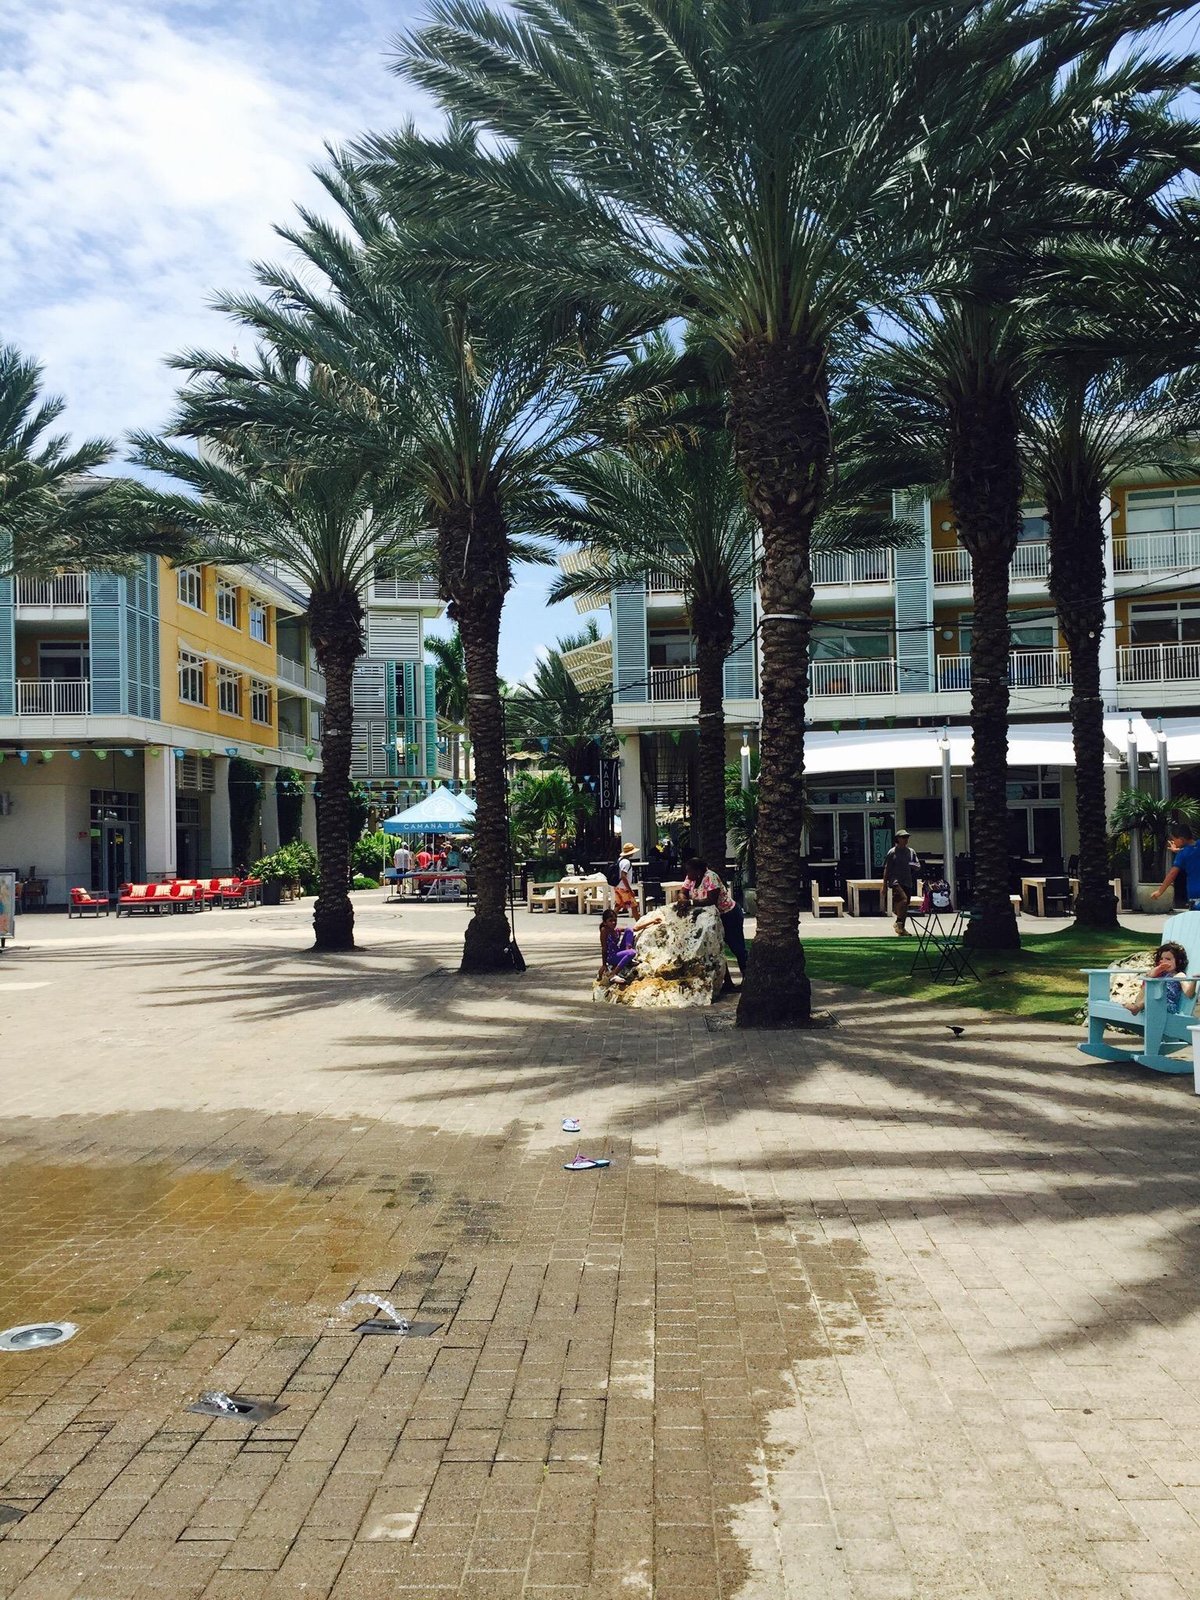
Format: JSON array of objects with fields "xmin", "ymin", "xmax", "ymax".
[
  {"xmin": 562, "ymin": 1118, "xmax": 581, "ymax": 1133},
  {"xmin": 563, "ymin": 1155, "xmax": 611, "ymax": 1170}
]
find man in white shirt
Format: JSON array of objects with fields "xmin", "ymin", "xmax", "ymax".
[{"xmin": 393, "ymin": 842, "xmax": 411, "ymax": 895}]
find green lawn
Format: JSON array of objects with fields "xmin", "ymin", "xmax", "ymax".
[{"xmin": 798, "ymin": 925, "xmax": 1148, "ymax": 1024}]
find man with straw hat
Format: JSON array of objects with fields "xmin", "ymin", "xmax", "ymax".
[
  {"xmin": 615, "ymin": 841, "xmax": 639, "ymax": 916},
  {"xmin": 882, "ymin": 828, "xmax": 921, "ymax": 936}
]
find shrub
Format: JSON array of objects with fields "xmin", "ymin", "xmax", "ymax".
[
  {"xmin": 353, "ymin": 830, "xmax": 393, "ymax": 879},
  {"xmin": 352, "ymin": 875, "xmax": 379, "ymax": 891},
  {"xmin": 251, "ymin": 840, "xmax": 319, "ymax": 893}
]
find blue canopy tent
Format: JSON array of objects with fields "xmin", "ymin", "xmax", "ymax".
[{"xmin": 382, "ymin": 786, "xmax": 475, "ymax": 836}]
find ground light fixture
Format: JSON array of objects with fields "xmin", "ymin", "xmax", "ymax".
[
  {"xmin": 187, "ymin": 1391, "xmax": 284, "ymax": 1423},
  {"xmin": 0, "ymin": 1321, "xmax": 78, "ymax": 1352}
]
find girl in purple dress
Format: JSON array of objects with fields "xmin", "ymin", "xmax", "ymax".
[{"xmin": 598, "ymin": 908, "xmax": 636, "ymax": 981}]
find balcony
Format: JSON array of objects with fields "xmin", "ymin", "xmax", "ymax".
[
  {"xmin": 15, "ymin": 679, "xmax": 90, "ymax": 715},
  {"xmin": 810, "ymin": 658, "xmax": 898, "ymax": 696},
  {"xmin": 1113, "ymin": 530, "xmax": 1200, "ymax": 575},
  {"xmin": 812, "ymin": 549, "xmax": 893, "ymax": 586},
  {"xmin": 935, "ymin": 649, "xmax": 1072, "ymax": 693},
  {"xmin": 648, "ymin": 665, "xmax": 698, "ymax": 701},
  {"xmin": 371, "ymin": 577, "xmax": 441, "ymax": 603},
  {"xmin": 1118, "ymin": 642, "xmax": 1200, "ymax": 685},
  {"xmin": 646, "ymin": 570, "xmax": 682, "ymax": 594},
  {"xmin": 277, "ymin": 655, "xmax": 325, "ymax": 696},
  {"xmin": 14, "ymin": 571, "xmax": 88, "ymax": 608},
  {"xmin": 932, "ymin": 541, "xmax": 1049, "ymax": 585},
  {"xmin": 280, "ymin": 730, "xmax": 311, "ymax": 756}
]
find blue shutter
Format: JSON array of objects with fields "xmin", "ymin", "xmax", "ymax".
[
  {"xmin": 893, "ymin": 493, "xmax": 934, "ymax": 693},
  {"xmin": 401, "ymin": 660, "xmax": 417, "ymax": 776},
  {"xmin": 612, "ymin": 582, "xmax": 647, "ymax": 703},
  {"xmin": 424, "ymin": 664, "xmax": 437, "ymax": 777},
  {"xmin": 0, "ymin": 577, "xmax": 13, "ymax": 716},
  {"xmin": 90, "ymin": 572, "xmax": 126, "ymax": 714},
  {"xmin": 723, "ymin": 584, "xmax": 757, "ymax": 700},
  {"xmin": 384, "ymin": 661, "xmax": 398, "ymax": 778}
]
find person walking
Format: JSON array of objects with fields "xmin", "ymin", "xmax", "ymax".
[
  {"xmin": 882, "ymin": 828, "xmax": 921, "ymax": 936},
  {"xmin": 614, "ymin": 842, "xmax": 640, "ymax": 915},
  {"xmin": 682, "ymin": 855, "xmax": 747, "ymax": 981}
]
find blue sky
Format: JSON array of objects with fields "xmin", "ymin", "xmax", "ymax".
[{"xmin": 0, "ymin": 0, "xmax": 600, "ymax": 681}]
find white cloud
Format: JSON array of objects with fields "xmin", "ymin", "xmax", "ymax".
[{"xmin": 0, "ymin": 1, "xmax": 431, "ymax": 448}]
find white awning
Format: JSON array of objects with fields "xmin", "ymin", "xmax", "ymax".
[
  {"xmin": 1157, "ymin": 717, "xmax": 1200, "ymax": 765},
  {"xmin": 803, "ymin": 722, "xmax": 1076, "ymax": 775},
  {"xmin": 1103, "ymin": 714, "xmax": 1159, "ymax": 757}
]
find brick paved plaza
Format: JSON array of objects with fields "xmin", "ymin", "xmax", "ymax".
[{"xmin": 1, "ymin": 898, "xmax": 1199, "ymax": 1599}]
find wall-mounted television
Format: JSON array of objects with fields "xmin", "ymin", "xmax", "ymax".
[{"xmin": 905, "ymin": 797, "xmax": 959, "ymax": 830}]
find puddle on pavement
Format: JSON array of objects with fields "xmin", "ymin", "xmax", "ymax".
[{"xmin": 0, "ymin": 1113, "xmax": 890, "ymax": 1596}]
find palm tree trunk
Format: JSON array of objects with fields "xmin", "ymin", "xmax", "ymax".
[
  {"xmin": 692, "ymin": 595, "xmax": 734, "ymax": 865},
  {"xmin": 308, "ymin": 587, "xmax": 364, "ymax": 952},
  {"xmin": 439, "ymin": 495, "xmax": 518, "ymax": 973},
  {"xmin": 951, "ymin": 387, "xmax": 1021, "ymax": 952},
  {"xmin": 729, "ymin": 333, "xmax": 827, "ymax": 1026},
  {"xmin": 1048, "ymin": 493, "xmax": 1118, "ymax": 930}
]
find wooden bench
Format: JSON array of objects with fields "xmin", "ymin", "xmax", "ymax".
[
  {"xmin": 1078, "ymin": 909, "xmax": 1200, "ymax": 1075},
  {"xmin": 810, "ymin": 881, "xmax": 845, "ymax": 919}
]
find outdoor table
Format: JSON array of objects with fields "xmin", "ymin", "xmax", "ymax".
[
  {"xmin": 845, "ymin": 879, "xmax": 884, "ymax": 917},
  {"xmin": 398, "ymin": 870, "xmax": 470, "ymax": 902},
  {"xmin": 1021, "ymin": 876, "xmax": 1121, "ymax": 916},
  {"xmin": 660, "ymin": 879, "xmax": 687, "ymax": 903},
  {"xmin": 908, "ymin": 907, "xmax": 979, "ymax": 985}
]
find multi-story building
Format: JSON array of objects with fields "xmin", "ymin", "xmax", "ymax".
[
  {"xmin": 349, "ymin": 574, "xmax": 445, "ymax": 800},
  {"xmin": 0, "ymin": 559, "xmax": 323, "ymax": 902},
  {"xmin": 572, "ymin": 478, "xmax": 1200, "ymax": 879}
]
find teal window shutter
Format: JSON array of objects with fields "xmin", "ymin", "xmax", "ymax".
[
  {"xmin": 723, "ymin": 585, "xmax": 757, "ymax": 700},
  {"xmin": 384, "ymin": 662, "xmax": 398, "ymax": 778},
  {"xmin": 424, "ymin": 663, "xmax": 437, "ymax": 776},
  {"xmin": 90, "ymin": 573, "xmax": 127, "ymax": 714},
  {"xmin": 612, "ymin": 581, "xmax": 647, "ymax": 703}
]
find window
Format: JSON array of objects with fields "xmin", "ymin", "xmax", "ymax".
[
  {"xmin": 1125, "ymin": 487, "xmax": 1200, "ymax": 535},
  {"xmin": 958, "ymin": 613, "xmax": 1056, "ymax": 653},
  {"xmin": 179, "ymin": 650, "xmax": 205, "ymax": 705},
  {"xmin": 250, "ymin": 679, "xmax": 271, "ymax": 724},
  {"xmin": 216, "ymin": 579, "xmax": 239, "ymax": 628},
  {"xmin": 647, "ymin": 631, "xmax": 696, "ymax": 667},
  {"xmin": 217, "ymin": 668, "xmax": 242, "ymax": 716},
  {"xmin": 1129, "ymin": 600, "xmax": 1200, "ymax": 646},
  {"xmin": 1018, "ymin": 504, "xmax": 1050, "ymax": 543},
  {"xmin": 38, "ymin": 641, "xmax": 89, "ymax": 679},
  {"xmin": 811, "ymin": 626, "xmax": 892, "ymax": 661},
  {"xmin": 177, "ymin": 566, "xmax": 203, "ymax": 610},
  {"xmin": 249, "ymin": 599, "xmax": 268, "ymax": 642}
]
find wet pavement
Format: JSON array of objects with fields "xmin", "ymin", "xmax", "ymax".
[{"xmin": 1, "ymin": 898, "xmax": 1200, "ymax": 1598}]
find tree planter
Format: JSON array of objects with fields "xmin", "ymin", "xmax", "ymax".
[{"xmin": 262, "ymin": 882, "xmax": 283, "ymax": 907}]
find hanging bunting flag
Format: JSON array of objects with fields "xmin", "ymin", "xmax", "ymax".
[
  {"xmin": 94, "ymin": 749, "xmax": 108, "ymax": 759},
  {"xmin": 199, "ymin": 748, "xmax": 212, "ymax": 758},
  {"xmin": 18, "ymin": 751, "xmax": 29, "ymax": 765},
  {"xmin": 42, "ymin": 749, "xmax": 55, "ymax": 761},
  {"xmin": 121, "ymin": 748, "xmax": 134, "ymax": 757},
  {"xmin": 304, "ymin": 746, "xmax": 315, "ymax": 760},
  {"xmin": 668, "ymin": 730, "xmax": 682, "ymax": 746},
  {"xmin": 149, "ymin": 747, "xmax": 161, "ymax": 758},
  {"xmin": 224, "ymin": 746, "xmax": 239, "ymax": 757},
  {"xmin": 591, "ymin": 734, "xmax": 603, "ymax": 746},
  {"xmin": 254, "ymin": 747, "xmax": 265, "ymax": 756},
  {"xmin": 615, "ymin": 733, "xmax": 628, "ymax": 745},
  {"xmin": 0, "ymin": 752, "xmax": 5, "ymax": 764},
  {"xmin": 70, "ymin": 750, "xmax": 81, "ymax": 760},
  {"xmin": 831, "ymin": 721, "xmax": 842, "ymax": 733},
  {"xmin": 173, "ymin": 748, "xmax": 186, "ymax": 759}
]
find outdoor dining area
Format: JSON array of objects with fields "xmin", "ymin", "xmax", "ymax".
[{"xmin": 381, "ymin": 785, "xmax": 474, "ymax": 901}]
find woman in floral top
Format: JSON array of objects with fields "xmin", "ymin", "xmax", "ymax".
[{"xmin": 682, "ymin": 856, "xmax": 747, "ymax": 980}]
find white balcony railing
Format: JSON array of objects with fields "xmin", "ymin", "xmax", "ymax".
[
  {"xmin": 932, "ymin": 541, "xmax": 1050, "ymax": 585},
  {"xmin": 1118, "ymin": 642, "xmax": 1200, "ymax": 685},
  {"xmin": 372, "ymin": 577, "xmax": 441, "ymax": 602},
  {"xmin": 1113, "ymin": 530, "xmax": 1200, "ymax": 575},
  {"xmin": 936, "ymin": 649, "xmax": 1072, "ymax": 693},
  {"xmin": 280, "ymin": 730, "xmax": 310, "ymax": 755},
  {"xmin": 16, "ymin": 679, "xmax": 90, "ymax": 715},
  {"xmin": 812, "ymin": 548, "xmax": 893, "ymax": 586},
  {"xmin": 810, "ymin": 658, "xmax": 898, "ymax": 696},
  {"xmin": 308, "ymin": 661, "xmax": 325, "ymax": 695},
  {"xmin": 277, "ymin": 655, "xmax": 306, "ymax": 687},
  {"xmin": 646, "ymin": 569, "xmax": 682, "ymax": 593},
  {"xmin": 648, "ymin": 665, "xmax": 699, "ymax": 701},
  {"xmin": 14, "ymin": 571, "xmax": 88, "ymax": 607}
]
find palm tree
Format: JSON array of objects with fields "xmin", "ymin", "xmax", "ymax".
[
  {"xmin": 1025, "ymin": 357, "xmax": 1200, "ymax": 930},
  {"xmin": 129, "ymin": 355, "xmax": 428, "ymax": 953},
  {"xmin": 426, "ymin": 628, "xmax": 469, "ymax": 782},
  {"xmin": 550, "ymin": 433, "xmax": 753, "ymax": 862},
  {"xmin": 381, "ymin": 0, "xmax": 1162, "ymax": 1021},
  {"xmin": 0, "ymin": 344, "xmax": 165, "ymax": 575},
  {"xmin": 507, "ymin": 622, "xmax": 614, "ymax": 851},
  {"xmin": 214, "ymin": 144, "xmax": 657, "ymax": 972},
  {"xmin": 510, "ymin": 768, "xmax": 594, "ymax": 855}
]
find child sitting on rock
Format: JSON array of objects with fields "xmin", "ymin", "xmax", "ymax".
[{"xmin": 598, "ymin": 908, "xmax": 637, "ymax": 984}]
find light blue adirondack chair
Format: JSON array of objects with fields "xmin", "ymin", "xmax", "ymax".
[{"xmin": 1078, "ymin": 910, "xmax": 1200, "ymax": 1075}]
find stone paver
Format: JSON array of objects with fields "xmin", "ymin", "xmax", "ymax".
[{"xmin": 0, "ymin": 898, "xmax": 1197, "ymax": 1598}]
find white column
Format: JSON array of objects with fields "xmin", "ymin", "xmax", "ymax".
[
  {"xmin": 1100, "ymin": 492, "xmax": 1119, "ymax": 712},
  {"xmin": 143, "ymin": 747, "xmax": 177, "ymax": 880},
  {"xmin": 619, "ymin": 733, "xmax": 646, "ymax": 853},
  {"xmin": 260, "ymin": 767, "xmax": 281, "ymax": 853},
  {"xmin": 300, "ymin": 783, "xmax": 318, "ymax": 849},
  {"xmin": 210, "ymin": 755, "xmax": 232, "ymax": 873}
]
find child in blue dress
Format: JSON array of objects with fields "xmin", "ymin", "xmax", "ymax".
[{"xmin": 1126, "ymin": 940, "xmax": 1196, "ymax": 1015}]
